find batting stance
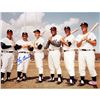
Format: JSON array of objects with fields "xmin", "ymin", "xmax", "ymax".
[
  {"xmin": 15, "ymin": 32, "xmax": 33, "ymax": 82},
  {"xmin": 45, "ymin": 26, "xmax": 66, "ymax": 84},
  {"xmin": 0, "ymin": 29, "xmax": 15, "ymax": 84},
  {"xmin": 63, "ymin": 26, "xmax": 76, "ymax": 85},
  {"xmin": 76, "ymin": 22, "xmax": 97, "ymax": 86},
  {"xmin": 33, "ymin": 29, "xmax": 45, "ymax": 83}
]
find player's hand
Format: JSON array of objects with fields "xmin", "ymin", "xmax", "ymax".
[
  {"xmin": 48, "ymin": 36, "xmax": 52, "ymax": 42},
  {"xmin": 22, "ymin": 45, "xmax": 28, "ymax": 48}
]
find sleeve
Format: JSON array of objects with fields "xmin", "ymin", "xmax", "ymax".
[
  {"xmin": 67, "ymin": 35, "xmax": 75, "ymax": 47},
  {"xmin": 14, "ymin": 44, "xmax": 22, "ymax": 50},
  {"xmin": 50, "ymin": 40, "xmax": 61, "ymax": 47},
  {"xmin": 75, "ymin": 35, "xmax": 82, "ymax": 42},
  {"xmin": 90, "ymin": 33, "xmax": 96, "ymax": 40},
  {"xmin": 1, "ymin": 42, "xmax": 12, "ymax": 49},
  {"xmin": 37, "ymin": 38, "xmax": 44, "ymax": 50},
  {"xmin": 50, "ymin": 35, "xmax": 62, "ymax": 47},
  {"xmin": 28, "ymin": 46, "xmax": 34, "ymax": 51}
]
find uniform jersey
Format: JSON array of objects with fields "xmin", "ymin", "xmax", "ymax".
[
  {"xmin": 63, "ymin": 34, "xmax": 75, "ymax": 50},
  {"xmin": 1, "ymin": 37, "xmax": 15, "ymax": 51},
  {"xmin": 33, "ymin": 37, "xmax": 45, "ymax": 52},
  {"xmin": 76, "ymin": 32, "xmax": 96, "ymax": 49},
  {"xmin": 16, "ymin": 39, "xmax": 32, "ymax": 52},
  {"xmin": 49, "ymin": 34, "xmax": 62, "ymax": 50}
]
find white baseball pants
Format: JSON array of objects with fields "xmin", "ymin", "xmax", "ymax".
[
  {"xmin": 64, "ymin": 51, "xmax": 75, "ymax": 76},
  {"xmin": 1, "ymin": 53, "xmax": 14, "ymax": 73},
  {"xmin": 78, "ymin": 51, "xmax": 97, "ymax": 77},
  {"xmin": 34, "ymin": 52, "xmax": 44, "ymax": 74},
  {"xmin": 48, "ymin": 50, "xmax": 62, "ymax": 74},
  {"xmin": 17, "ymin": 53, "xmax": 30, "ymax": 73}
]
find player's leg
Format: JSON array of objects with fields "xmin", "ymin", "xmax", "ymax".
[
  {"xmin": 22, "ymin": 54, "xmax": 30, "ymax": 81},
  {"xmin": 64, "ymin": 51, "xmax": 75, "ymax": 85},
  {"xmin": 48, "ymin": 51, "xmax": 55, "ymax": 82},
  {"xmin": 34, "ymin": 52, "xmax": 44, "ymax": 82},
  {"xmin": 1, "ymin": 53, "xmax": 9, "ymax": 83},
  {"xmin": 53, "ymin": 51, "xmax": 62, "ymax": 84},
  {"xmin": 6, "ymin": 54, "xmax": 14, "ymax": 81},
  {"xmin": 78, "ymin": 51, "xmax": 86, "ymax": 86},
  {"xmin": 86, "ymin": 51, "xmax": 97, "ymax": 86},
  {"xmin": 16, "ymin": 54, "xmax": 23, "ymax": 82}
]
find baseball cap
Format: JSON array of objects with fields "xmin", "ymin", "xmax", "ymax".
[
  {"xmin": 80, "ymin": 22, "xmax": 88, "ymax": 27},
  {"xmin": 50, "ymin": 26, "xmax": 57, "ymax": 31},
  {"xmin": 22, "ymin": 32, "xmax": 28, "ymax": 36},
  {"xmin": 33, "ymin": 29, "xmax": 40, "ymax": 33},
  {"xmin": 7, "ymin": 29, "xmax": 13, "ymax": 33},
  {"xmin": 64, "ymin": 26, "xmax": 71, "ymax": 31}
]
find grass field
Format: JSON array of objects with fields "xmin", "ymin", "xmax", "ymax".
[{"xmin": 1, "ymin": 59, "xmax": 100, "ymax": 89}]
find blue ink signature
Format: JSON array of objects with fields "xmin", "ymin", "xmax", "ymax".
[{"xmin": 17, "ymin": 54, "xmax": 30, "ymax": 65}]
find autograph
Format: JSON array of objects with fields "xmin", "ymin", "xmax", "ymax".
[{"xmin": 17, "ymin": 54, "xmax": 30, "ymax": 65}]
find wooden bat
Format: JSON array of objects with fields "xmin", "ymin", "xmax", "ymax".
[
  {"xmin": 71, "ymin": 28, "xmax": 79, "ymax": 34},
  {"xmin": 83, "ymin": 22, "xmax": 99, "ymax": 39}
]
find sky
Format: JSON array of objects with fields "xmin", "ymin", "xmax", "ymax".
[{"xmin": 0, "ymin": 12, "xmax": 100, "ymax": 52}]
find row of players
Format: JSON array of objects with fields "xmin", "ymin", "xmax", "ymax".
[{"xmin": 0, "ymin": 22, "xmax": 97, "ymax": 87}]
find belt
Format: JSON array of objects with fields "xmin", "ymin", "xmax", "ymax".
[
  {"xmin": 49, "ymin": 49, "xmax": 59, "ymax": 51},
  {"xmin": 80, "ymin": 49, "xmax": 95, "ymax": 51},
  {"xmin": 64, "ymin": 50, "xmax": 74, "ymax": 52},
  {"xmin": 1, "ymin": 51, "xmax": 14, "ymax": 53},
  {"xmin": 18, "ymin": 51, "xmax": 30, "ymax": 53}
]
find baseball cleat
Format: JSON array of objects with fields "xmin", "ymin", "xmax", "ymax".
[
  {"xmin": 67, "ymin": 79, "xmax": 75, "ymax": 86},
  {"xmin": 88, "ymin": 81, "xmax": 97, "ymax": 86},
  {"xmin": 48, "ymin": 77, "xmax": 55, "ymax": 82},
  {"xmin": 16, "ymin": 77, "xmax": 22, "ymax": 82},
  {"xmin": 5, "ymin": 77, "xmax": 11, "ymax": 81},
  {"xmin": 1, "ymin": 78, "xmax": 5, "ymax": 84},
  {"xmin": 36, "ymin": 76, "xmax": 43, "ymax": 83},
  {"xmin": 57, "ymin": 77, "xmax": 62, "ymax": 84},
  {"xmin": 22, "ymin": 76, "xmax": 27, "ymax": 81},
  {"xmin": 78, "ymin": 80, "xmax": 86, "ymax": 86}
]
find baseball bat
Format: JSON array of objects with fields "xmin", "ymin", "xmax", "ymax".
[
  {"xmin": 71, "ymin": 28, "xmax": 79, "ymax": 34},
  {"xmin": 83, "ymin": 22, "xmax": 99, "ymax": 38}
]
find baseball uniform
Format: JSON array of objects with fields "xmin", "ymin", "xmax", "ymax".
[
  {"xmin": 63, "ymin": 34, "xmax": 75, "ymax": 84},
  {"xmin": 15, "ymin": 39, "xmax": 33, "ymax": 81},
  {"xmin": 0, "ymin": 37, "xmax": 15, "ymax": 83},
  {"xmin": 48, "ymin": 34, "xmax": 62, "ymax": 83},
  {"xmin": 33, "ymin": 36, "xmax": 45, "ymax": 82},
  {"xmin": 76, "ymin": 32, "xmax": 97, "ymax": 85}
]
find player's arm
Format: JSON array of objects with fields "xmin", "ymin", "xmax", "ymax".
[
  {"xmin": 86, "ymin": 39, "xmax": 96, "ymax": 46},
  {"xmin": 44, "ymin": 40, "xmax": 50, "ymax": 49},
  {"xmin": 60, "ymin": 38, "xmax": 72, "ymax": 47},
  {"xmin": 76, "ymin": 40, "xmax": 84, "ymax": 48},
  {"xmin": 14, "ymin": 44, "xmax": 22, "ymax": 50},
  {"xmin": 28, "ymin": 45, "xmax": 34, "ymax": 51},
  {"xmin": 50, "ymin": 40, "xmax": 61, "ymax": 47},
  {"xmin": 1, "ymin": 42, "xmax": 12, "ymax": 49}
]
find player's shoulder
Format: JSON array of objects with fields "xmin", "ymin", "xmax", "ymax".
[
  {"xmin": 89, "ymin": 32, "xmax": 96, "ymax": 36},
  {"xmin": 16, "ymin": 39, "xmax": 22, "ymax": 43},
  {"xmin": 39, "ymin": 36, "xmax": 45, "ymax": 41},
  {"xmin": 56, "ymin": 34, "xmax": 62, "ymax": 38},
  {"xmin": 1, "ymin": 37, "xmax": 8, "ymax": 42}
]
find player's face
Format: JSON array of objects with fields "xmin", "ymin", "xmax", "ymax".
[
  {"xmin": 7, "ymin": 32, "xmax": 13, "ymax": 40},
  {"xmin": 51, "ymin": 30, "xmax": 57, "ymax": 36},
  {"xmin": 34, "ymin": 32, "xmax": 40, "ymax": 38},
  {"xmin": 81, "ymin": 26, "xmax": 88, "ymax": 33},
  {"xmin": 64, "ymin": 29, "xmax": 70, "ymax": 36},
  {"xmin": 22, "ymin": 35, "xmax": 28, "ymax": 41}
]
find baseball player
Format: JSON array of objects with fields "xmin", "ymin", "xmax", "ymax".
[
  {"xmin": 76, "ymin": 22, "xmax": 97, "ymax": 86},
  {"xmin": 33, "ymin": 29, "xmax": 45, "ymax": 83},
  {"xmin": 45, "ymin": 26, "xmax": 68, "ymax": 84},
  {"xmin": 0, "ymin": 29, "xmax": 15, "ymax": 84},
  {"xmin": 14, "ymin": 32, "xmax": 33, "ymax": 82},
  {"xmin": 63, "ymin": 26, "xmax": 76, "ymax": 85}
]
